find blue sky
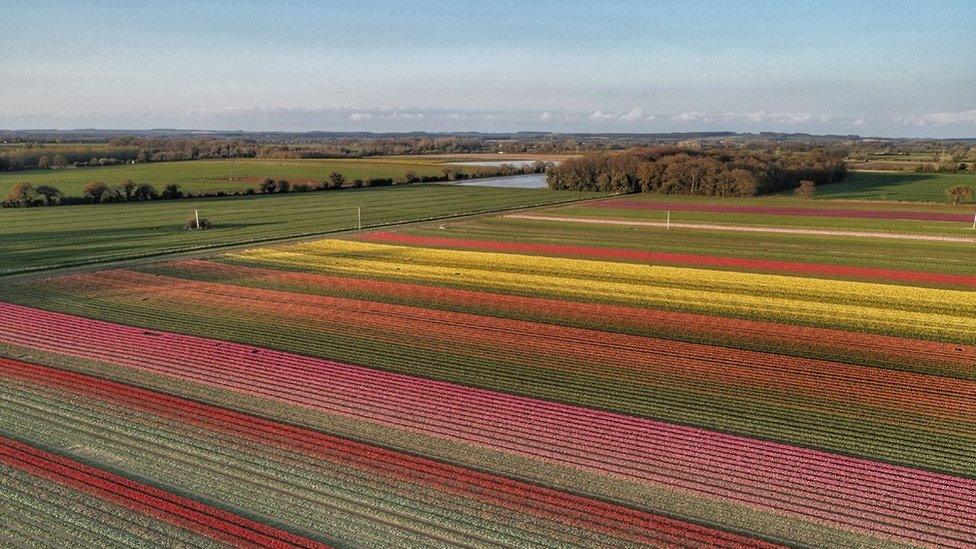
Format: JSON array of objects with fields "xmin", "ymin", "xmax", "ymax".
[{"xmin": 2, "ymin": 0, "xmax": 974, "ymax": 136}]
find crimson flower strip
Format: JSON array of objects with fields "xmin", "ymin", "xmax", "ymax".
[
  {"xmin": 590, "ymin": 199, "xmax": 976, "ymax": 223},
  {"xmin": 0, "ymin": 433, "xmax": 327, "ymax": 549},
  {"xmin": 0, "ymin": 358, "xmax": 771, "ymax": 549},
  {"xmin": 1, "ymin": 306, "xmax": 974, "ymax": 547},
  {"xmin": 167, "ymin": 258, "xmax": 976, "ymax": 377},
  {"xmin": 360, "ymin": 231, "xmax": 976, "ymax": 288},
  {"xmin": 35, "ymin": 271, "xmax": 976, "ymax": 425}
]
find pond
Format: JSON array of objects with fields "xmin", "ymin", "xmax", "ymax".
[
  {"xmin": 450, "ymin": 173, "xmax": 548, "ymax": 189},
  {"xmin": 448, "ymin": 160, "xmax": 543, "ymax": 168}
]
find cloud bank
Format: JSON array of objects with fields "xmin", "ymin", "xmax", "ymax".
[{"xmin": 1, "ymin": 106, "xmax": 973, "ymax": 137}]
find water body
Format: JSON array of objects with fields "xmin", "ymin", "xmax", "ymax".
[
  {"xmin": 452, "ymin": 173, "xmax": 548, "ymax": 189},
  {"xmin": 449, "ymin": 160, "xmax": 541, "ymax": 168}
]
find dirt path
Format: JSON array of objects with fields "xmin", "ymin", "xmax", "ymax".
[{"xmin": 505, "ymin": 214, "xmax": 976, "ymax": 243}]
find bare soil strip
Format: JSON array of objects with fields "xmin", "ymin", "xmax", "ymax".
[{"xmin": 505, "ymin": 214, "xmax": 976, "ymax": 243}]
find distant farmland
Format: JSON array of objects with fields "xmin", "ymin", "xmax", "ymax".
[
  {"xmin": 0, "ymin": 157, "xmax": 458, "ymax": 196},
  {"xmin": 801, "ymin": 170, "xmax": 976, "ymax": 202}
]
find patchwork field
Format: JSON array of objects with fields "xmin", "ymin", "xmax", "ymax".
[{"xmin": 1, "ymin": 191, "xmax": 975, "ymax": 546}]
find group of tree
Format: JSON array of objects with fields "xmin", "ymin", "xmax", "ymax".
[
  {"xmin": 0, "ymin": 138, "xmax": 259, "ymax": 172},
  {"xmin": 1, "ymin": 161, "xmax": 534, "ymax": 208},
  {"xmin": 2, "ymin": 179, "xmax": 177, "ymax": 207},
  {"xmin": 80, "ymin": 180, "xmax": 179, "ymax": 202},
  {"xmin": 946, "ymin": 185, "xmax": 975, "ymax": 205},
  {"xmin": 3, "ymin": 182, "xmax": 64, "ymax": 206},
  {"xmin": 546, "ymin": 146, "xmax": 848, "ymax": 196}
]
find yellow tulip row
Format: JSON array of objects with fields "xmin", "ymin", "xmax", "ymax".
[{"xmin": 227, "ymin": 239, "xmax": 976, "ymax": 343}]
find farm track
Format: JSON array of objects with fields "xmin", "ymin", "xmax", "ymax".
[
  {"xmin": 589, "ymin": 199, "xmax": 976, "ymax": 223},
  {"xmin": 0, "ymin": 358, "xmax": 774, "ymax": 549},
  {"xmin": 0, "ymin": 310, "xmax": 973, "ymax": 546},
  {"xmin": 504, "ymin": 214, "xmax": 976, "ymax": 243}
]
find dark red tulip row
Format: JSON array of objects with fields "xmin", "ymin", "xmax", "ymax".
[
  {"xmin": 166, "ymin": 258, "xmax": 976, "ymax": 377},
  {"xmin": 0, "ymin": 433, "xmax": 327, "ymax": 548},
  {"xmin": 0, "ymin": 357, "xmax": 774, "ymax": 549},
  {"xmin": 1, "ymin": 303, "xmax": 974, "ymax": 547},
  {"xmin": 362, "ymin": 231, "xmax": 976, "ymax": 288}
]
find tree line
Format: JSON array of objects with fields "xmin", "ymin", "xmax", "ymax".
[
  {"xmin": 1, "ymin": 162, "xmax": 549, "ymax": 208},
  {"xmin": 546, "ymin": 147, "xmax": 848, "ymax": 196}
]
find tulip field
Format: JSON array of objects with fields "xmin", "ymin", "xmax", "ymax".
[{"xmin": 1, "ymin": 194, "xmax": 975, "ymax": 547}]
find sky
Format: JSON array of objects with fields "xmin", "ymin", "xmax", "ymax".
[{"xmin": 1, "ymin": 0, "xmax": 974, "ymax": 137}]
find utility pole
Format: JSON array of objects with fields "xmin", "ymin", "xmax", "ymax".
[
  {"xmin": 666, "ymin": 210, "xmax": 670, "ymax": 231},
  {"xmin": 195, "ymin": 210, "xmax": 200, "ymax": 230},
  {"xmin": 358, "ymin": 206, "xmax": 362, "ymax": 230},
  {"xmin": 972, "ymin": 211, "xmax": 975, "ymax": 230}
]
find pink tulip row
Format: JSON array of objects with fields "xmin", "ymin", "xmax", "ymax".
[
  {"xmin": 0, "ymin": 302, "xmax": 974, "ymax": 547},
  {"xmin": 2, "ymin": 357, "xmax": 774, "ymax": 548}
]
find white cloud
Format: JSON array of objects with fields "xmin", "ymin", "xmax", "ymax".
[
  {"xmin": 587, "ymin": 107, "xmax": 648, "ymax": 123},
  {"xmin": 898, "ymin": 109, "xmax": 976, "ymax": 126},
  {"xmin": 4, "ymin": 105, "xmax": 971, "ymax": 136},
  {"xmin": 672, "ymin": 111, "xmax": 709, "ymax": 122},
  {"xmin": 621, "ymin": 107, "xmax": 644, "ymax": 122}
]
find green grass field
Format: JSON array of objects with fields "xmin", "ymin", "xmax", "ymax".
[
  {"xmin": 0, "ymin": 157, "xmax": 458, "ymax": 197},
  {"xmin": 808, "ymin": 171, "xmax": 976, "ymax": 202},
  {"xmin": 0, "ymin": 185, "xmax": 602, "ymax": 275}
]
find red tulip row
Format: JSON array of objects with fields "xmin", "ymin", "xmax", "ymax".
[
  {"xmin": 47, "ymin": 270, "xmax": 976, "ymax": 421},
  {"xmin": 16, "ymin": 271, "xmax": 976, "ymax": 478},
  {"xmin": 0, "ymin": 433, "xmax": 326, "ymax": 548},
  {"xmin": 591, "ymin": 199, "xmax": 976, "ymax": 223},
  {"xmin": 1, "ymin": 304, "xmax": 974, "ymax": 547},
  {"xmin": 362, "ymin": 231, "xmax": 976, "ymax": 288},
  {"xmin": 164, "ymin": 258, "xmax": 976, "ymax": 377},
  {"xmin": 0, "ymin": 357, "xmax": 775, "ymax": 548}
]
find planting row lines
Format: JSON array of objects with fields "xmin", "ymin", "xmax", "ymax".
[
  {"xmin": 4, "ymin": 285, "xmax": 974, "ymax": 476},
  {"xmin": 160, "ymin": 258, "xmax": 976, "ymax": 377},
  {"xmin": 32, "ymin": 272, "xmax": 976, "ymax": 421},
  {"xmin": 0, "ymin": 434, "xmax": 326, "ymax": 548},
  {"xmin": 0, "ymin": 358, "xmax": 773, "ymax": 549},
  {"xmin": 362, "ymin": 231, "xmax": 976, "ymax": 289},
  {"xmin": 0, "ymin": 308, "xmax": 973, "ymax": 547},
  {"xmin": 222, "ymin": 240, "xmax": 976, "ymax": 343}
]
